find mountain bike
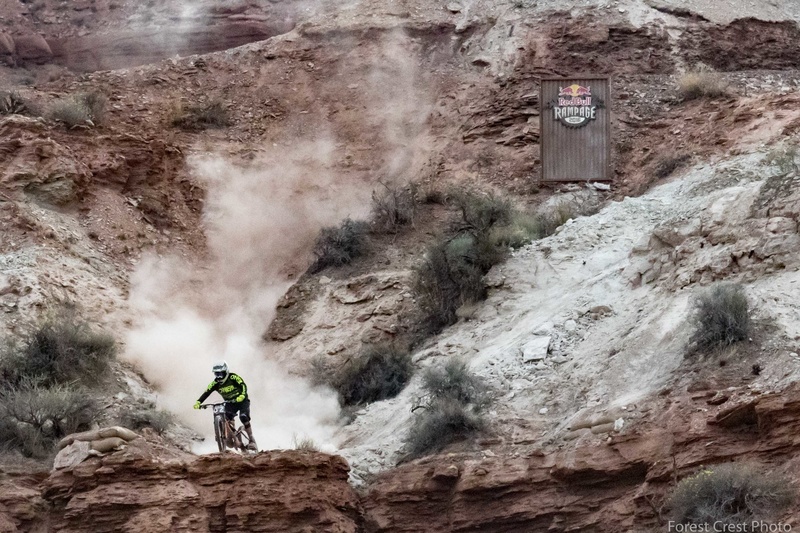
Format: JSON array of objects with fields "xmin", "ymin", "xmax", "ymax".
[{"xmin": 200, "ymin": 402, "xmax": 254, "ymax": 453}]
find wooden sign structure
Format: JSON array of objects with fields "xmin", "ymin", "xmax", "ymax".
[{"xmin": 540, "ymin": 77, "xmax": 612, "ymax": 182}]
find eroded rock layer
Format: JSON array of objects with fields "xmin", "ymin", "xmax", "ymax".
[
  {"xmin": 362, "ymin": 384, "xmax": 800, "ymax": 532},
  {"xmin": 33, "ymin": 450, "xmax": 362, "ymax": 533}
]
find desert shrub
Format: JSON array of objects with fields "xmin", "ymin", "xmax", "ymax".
[
  {"xmin": 490, "ymin": 202, "xmax": 578, "ymax": 248},
  {"xmin": 319, "ymin": 343, "xmax": 414, "ymax": 406},
  {"xmin": 0, "ymin": 310, "xmax": 116, "ymax": 388},
  {"xmin": 669, "ymin": 463, "xmax": 794, "ymax": 526},
  {"xmin": 0, "ymin": 91, "xmax": 28, "ymax": 115},
  {"xmin": 292, "ymin": 434, "xmax": 319, "ymax": 451},
  {"xmin": 450, "ymin": 191, "xmax": 513, "ymax": 235},
  {"xmin": 678, "ymin": 70, "xmax": 729, "ymax": 101},
  {"xmin": 170, "ymin": 100, "xmax": 230, "ymax": 130},
  {"xmin": 48, "ymin": 98, "xmax": 90, "ymax": 128},
  {"xmin": 688, "ymin": 283, "xmax": 751, "ymax": 354},
  {"xmin": 371, "ymin": 182, "xmax": 417, "ymax": 233},
  {"xmin": 79, "ymin": 91, "xmax": 107, "ymax": 124},
  {"xmin": 405, "ymin": 398, "xmax": 486, "ymax": 457},
  {"xmin": 0, "ymin": 380, "xmax": 96, "ymax": 458},
  {"xmin": 117, "ymin": 404, "xmax": 173, "ymax": 435},
  {"xmin": 654, "ymin": 154, "xmax": 691, "ymax": 180},
  {"xmin": 413, "ymin": 192, "xmax": 517, "ymax": 334},
  {"xmin": 47, "ymin": 92, "xmax": 106, "ymax": 128},
  {"xmin": 406, "ymin": 360, "xmax": 491, "ymax": 457},
  {"xmin": 420, "ymin": 358, "xmax": 491, "ymax": 409},
  {"xmin": 413, "ymin": 190, "xmax": 584, "ymax": 335},
  {"xmin": 536, "ymin": 202, "xmax": 577, "ymax": 237},
  {"xmin": 413, "ymin": 241, "xmax": 461, "ymax": 332},
  {"xmin": 488, "ymin": 211, "xmax": 541, "ymax": 249},
  {"xmin": 764, "ymin": 144, "xmax": 800, "ymax": 175},
  {"xmin": 413, "ymin": 235, "xmax": 493, "ymax": 333},
  {"xmin": 310, "ymin": 218, "xmax": 370, "ymax": 273}
]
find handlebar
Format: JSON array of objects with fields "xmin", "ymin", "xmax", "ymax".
[{"xmin": 200, "ymin": 402, "xmax": 228, "ymax": 409}]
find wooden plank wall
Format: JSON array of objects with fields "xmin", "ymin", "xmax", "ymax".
[{"xmin": 540, "ymin": 77, "xmax": 612, "ymax": 182}]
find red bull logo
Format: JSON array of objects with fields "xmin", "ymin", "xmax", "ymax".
[
  {"xmin": 551, "ymin": 83, "xmax": 601, "ymax": 128},
  {"xmin": 558, "ymin": 84, "xmax": 592, "ymax": 97}
]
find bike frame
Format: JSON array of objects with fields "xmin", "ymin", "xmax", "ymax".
[{"xmin": 201, "ymin": 402, "xmax": 251, "ymax": 453}]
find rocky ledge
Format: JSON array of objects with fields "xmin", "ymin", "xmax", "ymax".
[{"xmin": 3, "ymin": 443, "xmax": 361, "ymax": 533}]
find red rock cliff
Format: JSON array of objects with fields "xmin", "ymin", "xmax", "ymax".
[{"xmin": 35, "ymin": 448, "xmax": 362, "ymax": 533}]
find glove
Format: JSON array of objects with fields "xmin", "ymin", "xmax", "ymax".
[
  {"xmin": 235, "ymin": 395, "xmax": 245, "ymax": 403},
  {"xmin": 194, "ymin": 401, "xmax": 202, "ymax": 410}
]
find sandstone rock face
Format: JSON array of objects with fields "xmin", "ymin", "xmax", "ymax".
[
  {"xmin": 5, "ymin": 384, "xmax": 800, "ymax": 532},
  {"xmin": 0, "ymin": 116, "xmax": 91, "ymax": 206},
  {"xmin": 0, "ymin": 477, "xmax": 46, "ymax": 533},
  {"xmin": 267, "ymin": 271, "xmax": 417, "ymax": 369},
  {"xmin": 40, "ymin": 449, "xmax": 362, "ymax": 533},
  {"xmin": 625, "ymin": 176, "xmax": 800, "ymax": 288},
  {"xmin": 362, "ymin": 384, "xmax": 800, "ymax": 531},
  {"xmin": 47, "ymin": 20, "xmax": 295, "ymax": 72}
]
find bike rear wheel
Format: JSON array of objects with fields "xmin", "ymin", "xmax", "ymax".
[
  {"xmin": 235, "ymin": 429, "xmax": 250, "ymax": 452},
  {"xmin": 213, "ymin": 415, "xmax": 226, "ymax": 453}
]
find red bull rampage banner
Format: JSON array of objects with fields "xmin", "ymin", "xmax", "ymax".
[{"xmin": 550, "ymin": 84, "xmax": 604, "ymax": 128}]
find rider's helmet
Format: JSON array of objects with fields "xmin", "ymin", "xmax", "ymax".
[{"xmin": 212, "ymin": 361, "xmax": 229, "ymax": 384}]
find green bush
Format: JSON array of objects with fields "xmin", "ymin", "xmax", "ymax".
[
  {"xmin": 117, "ymin": 404, "xmax": 173, "ymax": 435},
  {"xmin": 317, "ymin": 343, "xmax": 414, "ymax": 406},
  {"xmin": 310, "ymin": 218, "xmax": 370, "ymax": 273},
  {"xmin": 0, "ymin": 380, "xmax": 96, "ymax": 458},
  {"xmin": 412, "ymin": 241, "xmax": 460, "ymax": 332},
  {"xmin": 669, "ymin": 463, "xmax": 794, "ymax": 526},
  {"xmin": 688, "ymin": 284, "xmax": 751, "ymax": 354},
  {"xmin": 171, "ymin": 100, "xmax": 230, "ymax": 130},
  {"xmin": 0, "ymin": 310, "xmax": 116, "ymax": 388},
  {"xmin": 405, "ymin": 359, "xmax": 491, "ymax": 457},
  {"xmin": 371, "ymin": 182, "xmax": 417, "ymax": 234},
  {"xmin": 48, "ymin": 98, "xmax": 90, "ymax": 128}
]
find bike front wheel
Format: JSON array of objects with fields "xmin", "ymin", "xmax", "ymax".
[{"xmin": 213, "ymin": 416, "xmax": 226, "ymax": 453}]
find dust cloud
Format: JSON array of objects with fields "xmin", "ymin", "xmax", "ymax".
[
  {"xmin": 124, "ymin": 139, "xmax": 372, "ymax": 451},
  {"xmin": 124, "ymin": 29, "xmax": 432, "ymax": 453},
  {"xmin": 367, "ymin": 30, "xmax": 433, "ymax": 182}
]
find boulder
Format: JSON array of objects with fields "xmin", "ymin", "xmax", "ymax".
[
  {"xmin": 520, "ymin": 336, "xmax": 551, "ymax": 363},
  {"xmin": 0, "ymin": 32, "xmax": 15, "ymax": 56},
  {"xmin": 12, "ymin": 34, "xmax": 52, "ymax": 62}
]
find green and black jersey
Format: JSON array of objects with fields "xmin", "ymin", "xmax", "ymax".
[{"xmin": 197, "ymin": 373, "xmax": 249, "ymax": 404}]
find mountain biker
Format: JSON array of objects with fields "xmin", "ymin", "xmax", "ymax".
[{"xmin": 193, "ymin": 361, "xmax": 257, "ymax": 451}]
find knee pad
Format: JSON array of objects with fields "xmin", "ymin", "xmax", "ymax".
[{"xmin": 239, "ymin": 413, "xmax": 251, "ymax": 425}]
